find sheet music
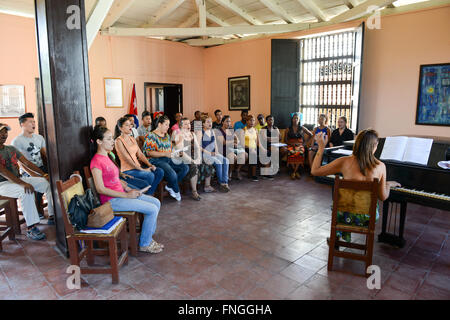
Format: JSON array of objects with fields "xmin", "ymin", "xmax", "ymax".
[
  {"xmin": 403, "ymin": 137, "xmax": 433, "ymax": 165},
  {"xmin": 380, "ymin": 136, "xmax": 409, "ymax": 161},
  {"xmin": 331, "ymin": 149, "xmax": 352, "ymax": 156}
]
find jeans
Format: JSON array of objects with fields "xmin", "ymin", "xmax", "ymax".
[
  {"xmin": 203, "ymin": 153, "xmax": 229, "ymax": 184},
  {"xmin": 0, "ymin": 177, "xmax": 54, "ymax": 227},
  {"xmin": 150, "ymin": 157, "xmax": 189, "ymax": 193},
  {"xmin": 109, "ymin": 195, "xmax": 160, "ymax": 247},
  {"xmin": 124, "ymin": 168, "xmax": 164, "ymax": 195}
]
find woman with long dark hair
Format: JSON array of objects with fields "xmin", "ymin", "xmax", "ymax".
[
  {"xmin": 311, "ymin": 129, "xmax": 401, "ymax": 241},
  {"xmin": 90, "ymin": 125, "xmax": 163, "ymax": 253},
  {"xmin": 285, "ymin": 113, "xmax": 312, "ymax": 179},
  {"xmin": 142, "ymin": 115, "xmax": 189, "ymax": 201},
  {"xmin": 114, "ymin": 117, "xmax": 164, "ymax": 196}
]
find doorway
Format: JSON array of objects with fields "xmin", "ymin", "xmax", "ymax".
[{"xmin": 144, "ymin": 82, "xmax": 183, "ymax": 127}]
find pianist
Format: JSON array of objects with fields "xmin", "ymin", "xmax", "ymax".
[{"xmin": 311, "ymin": 129, "xmax": 400, "ymax": 241}]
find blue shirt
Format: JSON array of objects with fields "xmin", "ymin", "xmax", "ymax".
[
  {"xmin": 234, "ymin": 121, "xmax": 246, "ymax": 131},
  {"xmin": 202, "ymin": 130, "xmax": 216, "ymax": 152}
]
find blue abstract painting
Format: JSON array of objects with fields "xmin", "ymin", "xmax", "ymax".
[{"xmin": 416, "ymin": 63, "xmax": 450, "ymax": 126}]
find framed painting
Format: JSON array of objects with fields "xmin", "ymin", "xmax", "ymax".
[
  {"xmin": 415, "ymin": 63, "xmax": 450, "ymax": 126},
  {"xmin": 228, "ymin": 76, "xmax": 250, "ymax": 111},
  {"xmin": 0, "ymin": 84, "xmax": 26, "ymax": 118},
  {"xmin": 104, "ymin": 78, "xmax": 123, "ymax": 108}
]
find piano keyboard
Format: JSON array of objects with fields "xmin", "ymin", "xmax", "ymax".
[{"xmin": 391, "ymin": 187, "xmax": 450, "ymax": 202}]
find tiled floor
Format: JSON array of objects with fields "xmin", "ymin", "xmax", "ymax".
[{"xmin": 0, "ymin": 172, "xmax": 449, "ymax": 300}]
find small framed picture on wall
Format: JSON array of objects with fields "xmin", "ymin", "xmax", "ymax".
[
  {"xmin": 415, "ymin": 63, "xmax": 450, "ymax": 126},
  {"xmin": 228, "ymin": 76, "xmax": 250, "ymax": 111},
  {"xmin": 104, "ymin": 78, "xmax": 123, "ymax": 108},
  {"xmin": 0, "ymin": 84, "xmax": 26, "ymax": 118}
]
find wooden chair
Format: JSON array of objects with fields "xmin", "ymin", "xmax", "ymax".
[
  {"xmin": 0, "ymin": 196, "xmax": 25, "ymax": 234},
  {"xmin": 83, "ymin": 166, "xmax": 142, "ymax": 257},
  {"xmin": 56, "ymin": 174, "xmax": 128, "ymax": 284},
  {"xmin": 0, "ymin": 199, "xmax": 15, "ymax": 251},
  {"xmin": 328, "ymin": 176, "xmax": 379, "ymax": 277}
]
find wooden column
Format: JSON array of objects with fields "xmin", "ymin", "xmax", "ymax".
[{"xmin": 35, "ymin": 0, "xmax": 93, "ymax": 254}]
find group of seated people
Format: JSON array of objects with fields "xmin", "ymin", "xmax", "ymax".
[{"xmin": 1, "ymin": 108, "xmax": 380, "ymax": 255}]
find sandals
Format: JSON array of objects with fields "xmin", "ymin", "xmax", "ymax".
[
  {"xmin": 204, "ymin": 186, "xmax": 216, "ymax": 193},
  {"xmin": 191, "ymin": 191, "xmax": 201, "ymax": 201},
  {"xmin": 139, "ymin": 240, "xmax": 164, "ymax": 254}
]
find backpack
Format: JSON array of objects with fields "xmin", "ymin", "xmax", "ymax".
[{"xmin": 67, "ymin": 189, "xmax": 100, "ymax": 230}]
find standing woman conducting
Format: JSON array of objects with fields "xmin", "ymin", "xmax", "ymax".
[
  {"xmin": 115, "ymin": 117, "xmax": 164, "ymax": 196},
  {"xmin": 90, "ymin": 126, "xmax": 163, "ymax": 253}
]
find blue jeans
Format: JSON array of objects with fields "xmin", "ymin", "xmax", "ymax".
[
  {"xmin": 124, "ymin": 168, "xmax": 164, "ymax": 195},
  {"xmin": 203, "ymin": 153, "xmax": 229, "ymax": 184},
  {"xmin": 109, "ymin": 195, "xmax": 160, "ymax": 247},
  {"xmin": 150, "ymin": 157, "xmax": 189, "ymax": 193}
]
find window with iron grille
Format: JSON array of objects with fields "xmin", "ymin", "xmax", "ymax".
[{"xmin": 300, "ymin": 31, "xmax": 357, "ymax": 130}]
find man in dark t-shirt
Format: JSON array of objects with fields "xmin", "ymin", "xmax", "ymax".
[
  {"xmin": 329, "ymin": 116, "xmax": 354, "ymax": 147},
  {"xmin": 0, "ymin": 124, "xmax": 54, "ymax": 240}
]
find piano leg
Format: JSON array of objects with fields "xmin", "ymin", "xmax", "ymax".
[{"xmin": 378, "ymin": 200, "xmax": 407, "ymax": 248}]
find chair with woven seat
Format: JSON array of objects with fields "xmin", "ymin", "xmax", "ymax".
[
  {"xmin": 83, "ymin": 166, "xmax": 142, "ymax": 257},
  {"xmin": 0, "ymin": 199, "xmax": 15, "ymax": 251},
  {"xmin": 328, "ymin": 176, "xmax": 379, "ymax": 277},
  {"xmin": 56, "ymin": 174, "xmax": 128, "ymax": 284}
]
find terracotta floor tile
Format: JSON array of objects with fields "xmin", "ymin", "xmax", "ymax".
[
  {"xmin": 218, "ymin": 271, "xmax": 258, "ymax": 296},
  {"xmin": 415, "ymin": 283, "xmax": 450, "ymax": 300},
  {"xmin": 423, "ymin": 272, "xmax": 450, "ymax": 292},
  {"xmin": 293, "ymin": 254, "xmax": 328, "ymax": 272},
  {"xmin": 262, "ymin": 274, "xmax": 300, "ymax": 299},
  {"xmin": 244, "ymin": 286, "xmax": 282, "ymax": 300},
  {"xmin": 374, "ymin": 285, "xmax": 413, "ymax": 300},
  {"xmin": 383, "ymin": 273, "xmax": 422, "ymax": 295},
  {"xmin": 287, "ymin": 285, "xmax": 330, "ymax": 300},
  {"xmin": 196, "ymin": 287, "xmax": 237, "ymax": 300},
  {"xmin": 109, "ymin": 288, "xmax": 146, "ymax": 300},
  {"xmin": 176, "ymin": 273, "xmax": 218, "ymax": 298}
]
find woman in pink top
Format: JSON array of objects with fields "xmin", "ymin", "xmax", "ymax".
[
  {"xmin": 114, "ymin": 117, "xmax": 163, "ymax": 196},
  {"xmin": 90, "ymin": 126, "xmax": 163, "ymax": 254}
]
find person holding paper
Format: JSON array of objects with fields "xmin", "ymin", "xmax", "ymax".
[
  {"xmin": 216, "ymin": 115, "xmax": 247, "ymax": 181},
  {"xmin": 308, "ymin": 114, "xmax": 331, "ymax": 171},
  {"xmin": 90, "ymin": 125, "xmax": 163, "ymax": 254},
  {"xmin": 173, "ymin": 118, "xmax": 202, "ymax": 201},
  {"xmin": 311, "ymin": 129, "xmax": 401, "ymax": 242},
  {"xmin": 201, "ymin": 117, "xmax": 231, "ymax": 192},
  {"xmin": 114, "ymin": 117, "xmax": 164, "ymax": 196},
  {"xmin": 142, "ymin": 116, "xmax": 189, "ymax": 201},
  {"xmin": 329, "ymin": 116, "xmax": 354, "ymax": 147}
]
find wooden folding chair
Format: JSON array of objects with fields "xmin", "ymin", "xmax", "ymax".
[
  {"xmin": 328, "ymin": 176, "xmax": 379, "ymax": 277},
  {"xmin": 56, "ymin": 174, "xmax": 128, "ymax": 284},
  {"xmin": 83, "ymin": 166, "xmax": 142, "ymax": 257}
]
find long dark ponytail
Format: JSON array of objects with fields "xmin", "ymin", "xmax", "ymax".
[
  {"xmin": 114, "ymin": 117, "xmax": 130, "ymax": 139},
  {"xmin": 90, "ymin": 125, "xmax": 118, "ymax": 166}
]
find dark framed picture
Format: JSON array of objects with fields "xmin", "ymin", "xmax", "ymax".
[
  {"xmin": 415, "ymin": 63, "xmax": 450, "ymax": 126},
  {"xmin": 228, "ymin": 76, "xmax": 250, "ymax": 111}
]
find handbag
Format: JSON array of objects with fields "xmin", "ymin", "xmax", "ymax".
[
  {"xmin": 67, "ymin": 188, "xmax": 100, "ymax": 230},
  {"xmin": 87, "ymin": 202, "xmax": 114, "ymax": 228}
]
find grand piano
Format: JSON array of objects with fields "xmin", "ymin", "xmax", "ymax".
[{"xmin": 318, "ymin": 136, "xmax": 450, "ymax": 247}]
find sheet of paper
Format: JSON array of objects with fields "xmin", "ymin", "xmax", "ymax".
[
  {"xmin": 380, "ymin": 136, "xmax": 409, "ymax": 161},
  {"xmin": 140, "ymin": 185, "xmax": 151, "ymax": 193},
  {"xmin": 172, "ymin": 146, "xmax": 189, "ymax": 155},
  {"xmin": 402, "ymin": 137, "xmax": 433, "ymax": 165},
  {"xmin": 331, "ymin": 149, "xmax": 353, "ymax": 155},
  {"xmin": 271, "ymin": 143, "xmax": 287, "ymax": 147}
]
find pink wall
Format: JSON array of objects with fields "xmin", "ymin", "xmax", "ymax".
[
  {"xmin": 203, "ymin": 6, "xmax": 450, "ymax": 137},
  {"xmin": 360, "ymin": 6, "xmax": 450, "ymax": 137},
  {"xmin": 0, "ymin": 14, "xmax": 39, "ymax": 143},
  {"xmin": 88, "ymin": 35, "xmax": 205, "ymax": 128}
]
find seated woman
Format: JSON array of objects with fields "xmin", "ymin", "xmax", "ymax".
[
  {"xmin": 307, "ymin": 114, "xmax": 331, "ymax": 169},
  {"xmin": 201, "ymin": 117, "xmax": 230, "ymax": 192},
  {"xmin": 114, "ymin": 117, "xmax": 164, "ymax": 196},
  {"xmin": 311, "ymin": 129, "xmax": 400, "ymax": 242},
  {"xmin": 142, "ymin": 115, "xmax": 189, "ymax": 201},
  {"xmin": 258, "ymin": 115, "xmax": 280, "ymax": 179},
  {"xmin": 216, "ymin": 115, "xmax": 247, "ymax": 180},
  {"xmin": 244, "ymin": 115, "xmax": 267, "ymax": 182},
  {"xmin": 284, "ymin": 113, "xmax": 312, "ymax": 179},
  {"xmin": 173, "ymin": 117, "xmax": 202, "ymax": 201},
  {"xmin": 90, "ymin": 126, "xmax": 163, "ymax": 253},
  {"xmin": 329, "ymin": 116, "xmax": 354, "ymax": 147}
]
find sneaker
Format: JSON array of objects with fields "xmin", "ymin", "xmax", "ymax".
[
  {"xmin": 252, "ymin": 176, "xmax": 259, "ymax": 182},
  {"xmin": 47, "ymin": 216, "xmax": 55, "ymax": 225},
  {"xmin": 27, "ymin": 226, "xmax": 46, "ymax": 241},
  {"xmin": 174, "ymin": 192, "xmax": 181, "ymax": 202},
  {"xmin": 38, "ymin": 213, "xmax": 45, "ymax": 220},
  {"xmin": 165, "ymin": 185, "xmax": 178, "ymax": 200}
]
